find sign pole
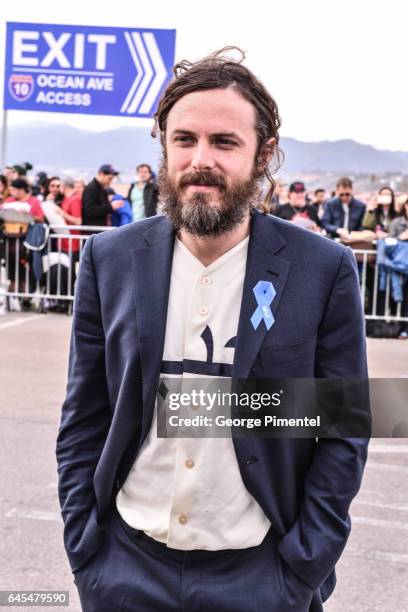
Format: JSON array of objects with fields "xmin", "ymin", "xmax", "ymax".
[{"xmin": 0, "ymin": 109, "xmax": 8, "ymax": 171}]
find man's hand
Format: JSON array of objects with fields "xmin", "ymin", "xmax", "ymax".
[
  {"xmin": 336, "ymin": 228, "xmax": 350, "ymax": 239},
  {"xmin": 398, "ymin": 229, "xmax": 408, "ymax": 241}
]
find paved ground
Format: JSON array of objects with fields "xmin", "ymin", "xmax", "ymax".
[{"xmin": 0, "ymin": 313, "xmax": 407, "ymax": 611}]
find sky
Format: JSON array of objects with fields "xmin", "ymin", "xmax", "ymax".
[{"xmin": 0, "ymin": 0, "xmax": 407, "ymax": 151}]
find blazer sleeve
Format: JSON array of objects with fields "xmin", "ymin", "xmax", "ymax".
[
  {"xmin": 277, "ymin": 247, "xmax": 370, "ymax": 591},
  {"xmin": 56, "ymin": 235, "xmax": 111, "ymax": 572},
  {"xmin": 356, "ymin": 203, "xmax": 366, "ymax": 231}
]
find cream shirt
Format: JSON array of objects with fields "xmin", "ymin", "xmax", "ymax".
[{"xmin": 116, "ymin": 236, "xmax": 271, "ymax": 550}]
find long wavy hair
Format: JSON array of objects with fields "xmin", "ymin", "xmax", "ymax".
[{"xmin": 152, "ymin": 47, "xmax": 283, "ymax": 210}]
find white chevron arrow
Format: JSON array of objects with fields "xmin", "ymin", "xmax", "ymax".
[
  {"xmin": 121, "ymin": 31, "xmax": 143, "ymax": 114},
  {"xmin": 126, "ymin": 32, "xmax": 153, "ymax": 114},
  {"xmin": 138, "ymin": 32, "xmax": 168, "ymax": 114},
  {"xmin": 121, "ymin": 31, "xmax": 168, "ymax": 115}
]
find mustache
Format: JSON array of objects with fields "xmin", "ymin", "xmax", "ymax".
[{"xmin": 178, "ymin": 171, "xmax": 226, "ymax": 190}]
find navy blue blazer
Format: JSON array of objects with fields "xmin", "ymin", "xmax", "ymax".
[
  {"xmin": 56, "ymin": 210, "xmax": 369, "ymax": 604},
  {"xmin": 321, "ymin": 197, "xmax": 366, "ymax": 236}
]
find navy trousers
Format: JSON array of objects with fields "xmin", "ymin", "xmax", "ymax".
[{"xmin": 73, "ymin": 507, "xmax": 324, "ymax": 612}]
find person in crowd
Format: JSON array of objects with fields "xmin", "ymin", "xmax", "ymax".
[
  {"xmin": 41, "ymin": 177, "xmax": 64, "ymax": 229},
  {"xmin": 82, "ymin": 164, "xmax": 124, "ymax": 227},
  {"xmin": 270, "ymin": 179, "xmax": 286, "ymax": 205},
  {"xmin": 321, "ymin": 177, "xmax": 366, "ymax": 238},
  {"xmin": 311, "ymin": 188, "xmax": 326, "ymax": 219},
  {"xmin": 386, "ymin": 196, "xmax": 408, "ymax": 339},
  {"xmin": 4, "ymin": 178, "xmax": 44, "ymax": 222},
  {"xmin": 106, "ymin": 188, "xmax": 133, "ymax": 227},
  {"xmin": 43, "ymin": 176, "xmax": 64, "ymax": 204},
  {"xmin": 54, "ymin": 177, "xmax": 84, "ymax": 301},
  {"xmin": 57, "ymin": 177, "xmax": 83, "ymax": 253},
  {"xmin": 31, "ymin": 172, "xmax": 49, "ymax": 201},
  {"xmin": 263, "ymin": 179, "xmax": 287, "ymax": 214},
  {"xmin": 40, "ymin": 177, "xmax": 83, "ymax": 311},
  {"xmin": 127, "ymin": 163, "xmax": 159, "ymax": 221},
  {"xmin": 2, "ymin": 178, "xmax": 44, "ymax": 309},
  {"xmin": 274, "ymin": 181, "xmax": 320, "ymax": 227},
  {"xmin": 388, "ymin": 195, "xmax": 408, "ymax": 241},
  {"xmin": 361, "ymin": 188, "xmax": 397, "ymax": 320},
  {"xmin": 10, "ymin": 162, "xmax": 33, "ymax": 181},
  {"xmin": 395, "ymin": 194, "xmax": 407, "ymax": 215},
  {"xmin": 57, "ymin": 47, "xmax": 369, "ymax": 612},
  {"xmin": 73, "ymin": 179, "xmax": 86, "ymax": 199},
  {"xmin": 363, "ymin": 186, "xmax": 397, "ymax": 237},
  {"xmin": 0, "ymin": 175, "xmax": 9, "ymax": 205}
]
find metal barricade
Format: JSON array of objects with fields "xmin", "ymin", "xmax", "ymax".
[
  {"xmin": 354, "ymin": 248, "xmax": 408, "ymax": 323},
  {"xmin": 0, "ymin": 224, "xmax": 111, "ymax": 313},
  {"xmin": 0, "ymin": 228, "xmax": 407, "ymax": 324}
]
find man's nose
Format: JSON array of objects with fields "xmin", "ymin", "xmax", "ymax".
[{"xmin": 191, "ymin": 142, "xmax": 216, "ymax": 171}]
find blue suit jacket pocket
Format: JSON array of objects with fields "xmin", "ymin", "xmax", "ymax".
[
  {"xmin": 259, "ymin": 336, "xmax": 317, "ymax": 367},
  {"xmin": 252, "ymin": 337, "xmax": 317, "ymax": 378}
]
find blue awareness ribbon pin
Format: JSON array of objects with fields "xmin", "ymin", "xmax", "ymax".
[{"xmin": 250, "ymin": 281, "xmax": 276, "ymax": 331}]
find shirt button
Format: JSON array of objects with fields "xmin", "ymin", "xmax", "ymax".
[
  {"xmin": 201, "ymin": 276, "xmax": 212, "ymax": 286},
  {"xmin": 178, "ymin": 514, "xmax": 188, "ymax": 525},
  {"xmin": 199, "ymin": 306, "xmax": 208, "ymax": 316},
  {"xmin": 185, "ymin": 459, "xmax": 195, "ymax": 469}
]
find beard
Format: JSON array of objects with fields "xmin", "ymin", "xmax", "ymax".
[{"xmin": 158, "ymin": 159, "xmax": 261, "ymax": 237}]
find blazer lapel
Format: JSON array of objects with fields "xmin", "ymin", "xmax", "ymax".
[
  {"xmin": 233, "ymin": 212, "xmax": 291, "ymax": 379},
  {"xmin": 131, "ymin": 217, "xmax": 175, "ymax": 444}
]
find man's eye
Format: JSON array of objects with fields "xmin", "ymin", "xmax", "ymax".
[
  {"xmin": 175, "ymin": 136, "xmax": 194, "ymax": 143},
  {"xmin": 216, "ymin": 138, "xmax": 237, "ymax": 147}
]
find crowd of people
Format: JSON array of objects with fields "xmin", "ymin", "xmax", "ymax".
[
  {"xmin": 0, "ymin": 162, "xmax": 407, "ymax": 337},
  {"xmin": 0, "ymin": 161, "xmax": 158, "ymax": 228},
  {"xmin": 269, "ymin": 177, "xmax": 408, "ymax": 241},
  {"xmin": 268, "ymin": 177, "xmax": 408, "ymax": 339},
  {"xmin": 0, "ymin": 161, "xmax": 158, "ymax": 312}
]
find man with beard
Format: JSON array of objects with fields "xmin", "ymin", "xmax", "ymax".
[{"xmin": 57, "ymin": 48, "xmax": 369, "ymax": 612}]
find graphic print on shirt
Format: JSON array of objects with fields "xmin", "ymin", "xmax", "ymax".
[{"xmin": 161, "ymin": 325, "xmax": 236, "ymax": 376}]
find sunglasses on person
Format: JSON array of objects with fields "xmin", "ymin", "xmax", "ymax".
[{"xmin": 339, "ymin": 192, "xmax": 352, "ymax": 197}]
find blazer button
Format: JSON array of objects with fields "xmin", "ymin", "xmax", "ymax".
[{"xmin": 245, "ymin": 457, "xmax": 258, "ymax": 465}]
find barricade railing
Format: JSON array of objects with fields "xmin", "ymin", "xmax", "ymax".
[
  {"xmin": 0, "ymin": 225, "xmax": 407, "ymax": 323},
  {"xmin": 0, "ymin": 224, "xmax": 111, "ymax": 313},
  {"xmin": 353, "ymin": 248, "xmax": 408, "ymax": 323}
]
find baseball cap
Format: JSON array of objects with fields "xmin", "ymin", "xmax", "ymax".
[
  {"xmin": 98, "ymin": 164, "xmax": 119, "ymax": 176},
  {"xmin": 289, "ymin": 181, "xmax": 306, "ymax": 194}
]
